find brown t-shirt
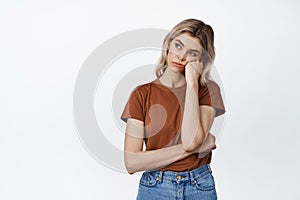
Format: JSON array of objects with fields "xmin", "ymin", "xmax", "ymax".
[{"xmin": 120, "ymin": 78, "xmax": 225, "ymax": 172}]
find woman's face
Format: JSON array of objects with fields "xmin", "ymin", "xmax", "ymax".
[{"xmin": 166, "ymin": 33, "xmax": 202, "ymax": 74}]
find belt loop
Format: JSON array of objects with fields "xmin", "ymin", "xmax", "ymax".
[
  {"xmin": 157, "ymin": 171, "xmax": 163, "ymax": 182},
  {"xmin": 207, "ymin": 164, "xmax": 212, "ymax": 173},
  {"xmin": 189, "ymin": 171, "xmax": 196, "ymax": 185}
]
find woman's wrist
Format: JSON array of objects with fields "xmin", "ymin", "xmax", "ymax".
[{"xmin": 186, "ymin": 78, "xmax": 199, "ymax": 87}]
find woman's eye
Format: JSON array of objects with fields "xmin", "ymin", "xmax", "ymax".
[
  {"xmin": 175, "ymin": 43, "xmax": 181, "ymax": 49},
  {"xmin": 189, "ymin": 51, "xmax": 197, "ymax": 56}
]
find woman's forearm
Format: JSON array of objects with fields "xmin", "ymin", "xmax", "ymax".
[
  {"xmin": 124, "ymin": 144, "xmax": 193, "ymax": 174},
  {"xmin": 181, "ymin": 80, "xmax": 205, "ymax": 151},
  {"xmin": 125, "ymin": 135, "xmax": 216, "ymax": 174}
]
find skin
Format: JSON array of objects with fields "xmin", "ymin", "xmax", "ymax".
[{"xmin": 124, "ymin": 33, "xmax": 217, "ymax": 174}]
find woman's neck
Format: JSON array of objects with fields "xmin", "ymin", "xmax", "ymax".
[{"xmin": 159, "ymin": 67, "xmax": 186, "ymax": 88}]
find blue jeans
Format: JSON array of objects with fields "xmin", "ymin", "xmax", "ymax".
[{"xmin": 136, "ymin": 164, "xmax": 217, "ymax": 200}]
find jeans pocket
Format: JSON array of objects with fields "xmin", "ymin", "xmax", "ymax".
[
  {"xmin": 139, "ymin": 171, "xmax": 159, "ymax": 187},
  {"xmin": 194, "ymin": 170, "xmax": 216, "ymax": 191}
]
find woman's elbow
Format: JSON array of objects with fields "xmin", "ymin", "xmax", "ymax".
[
  {"xmin": 126, "ymin": 168, "xmax": 135, "ymax": 175},
  {"xmin": 124, "ymin": 153, "xmax": 138, "ymax": 175},
  {"xmin": 182, "ymin": 136, "xmax": 204, "ymax": 152},
  {"xmin": 125, "ymin": 162, "xmax": 136, "ymax": 175},
  {"xmin": 182, "ymin": 142, "xmax": 197, "ymax": 152}
]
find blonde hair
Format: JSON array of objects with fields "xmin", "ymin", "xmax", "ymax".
[{"xmin": 156, "ymin": 18, "xmax": 216, "ymax": 86}]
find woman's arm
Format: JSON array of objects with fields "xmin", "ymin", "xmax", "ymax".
[
  {"xmin": 124, "ymin": 118, "xmax": 216, "ymax": 175},
  {"xmin": 181, "ymin": 61, "xmax": 216, "ymax": 152}
]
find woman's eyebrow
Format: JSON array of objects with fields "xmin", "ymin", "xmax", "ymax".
[
  {"xmin": 175, "ymin": 39, "xmax": 201, "ymax": 53},
  {"xmin": 175, "ymin": 39, "xmax": 184, "ymax": 46}
]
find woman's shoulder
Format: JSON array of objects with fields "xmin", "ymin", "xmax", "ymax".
[
  {"xmin": 132, "ymin": 79, "xmax": 157, "ymax": 93},
  {"xmin": 201, "ymin": 79, "xmax": 221, "ymax": 90}
]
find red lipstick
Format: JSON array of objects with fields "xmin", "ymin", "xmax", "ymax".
[{"xmin": 172, "ymin": 62, "xmax": 185, "ymax": 68}]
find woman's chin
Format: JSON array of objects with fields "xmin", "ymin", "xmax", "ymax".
[{"xmin": 169, "ymin": 66, "xmax": 184, "ymax": 74}]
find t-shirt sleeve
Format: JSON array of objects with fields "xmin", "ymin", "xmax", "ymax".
[
  {"xmin": 199, "ymin": 81, "xmax": 226, "ymax": 117},
  {"xmin": 120, "ymin": 86, "xmax": 145, "ymax": 123}
]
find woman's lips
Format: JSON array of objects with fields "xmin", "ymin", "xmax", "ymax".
[{"xmin": 172, "ymin": 62, "xmax": 185, "ymax": 68}]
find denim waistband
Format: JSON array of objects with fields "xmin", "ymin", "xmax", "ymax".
[{"xmin": 145, "ymin": 164, "xmax": 212, "ymax": 183}]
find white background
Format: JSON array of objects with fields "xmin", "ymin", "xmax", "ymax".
[{"xmin": 1, "ymin": 0, "xmax": 299, "ymax": 199}]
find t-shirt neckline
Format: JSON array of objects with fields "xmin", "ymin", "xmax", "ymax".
[{"xmin": 153, "ymin": 78, "xmax": 187, "ymax": 92}]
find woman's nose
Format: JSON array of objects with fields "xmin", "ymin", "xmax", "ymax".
[{"xmin": 177, "ymin": 52, "xmax": 187, "ymax": 61}]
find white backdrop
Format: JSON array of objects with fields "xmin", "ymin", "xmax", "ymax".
[{"xmin": 1, "ymin": 0, "xmax": 299, "ymax": 199}]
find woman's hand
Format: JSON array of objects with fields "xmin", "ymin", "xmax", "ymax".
[
  {"xmin": 192, "ymin": 132, "xmax": 217, "ymax": 158},
  {"xmin": 185, "ymin": 60, "xmax": 204, "ymax": 84}
]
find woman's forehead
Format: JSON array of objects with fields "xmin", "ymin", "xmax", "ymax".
[{"xmin": 172, "ymin": 33, "xmax": 202, "ymax": 49}]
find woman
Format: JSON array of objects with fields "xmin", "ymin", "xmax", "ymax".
[{"xmin": 120, "ymin": 18, "xmax": 226, "ymax": 200}]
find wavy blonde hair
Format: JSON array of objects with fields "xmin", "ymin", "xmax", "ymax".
[{"xmin": 156, "ymin": 18, "xmax": 216, "ymax": 86}]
